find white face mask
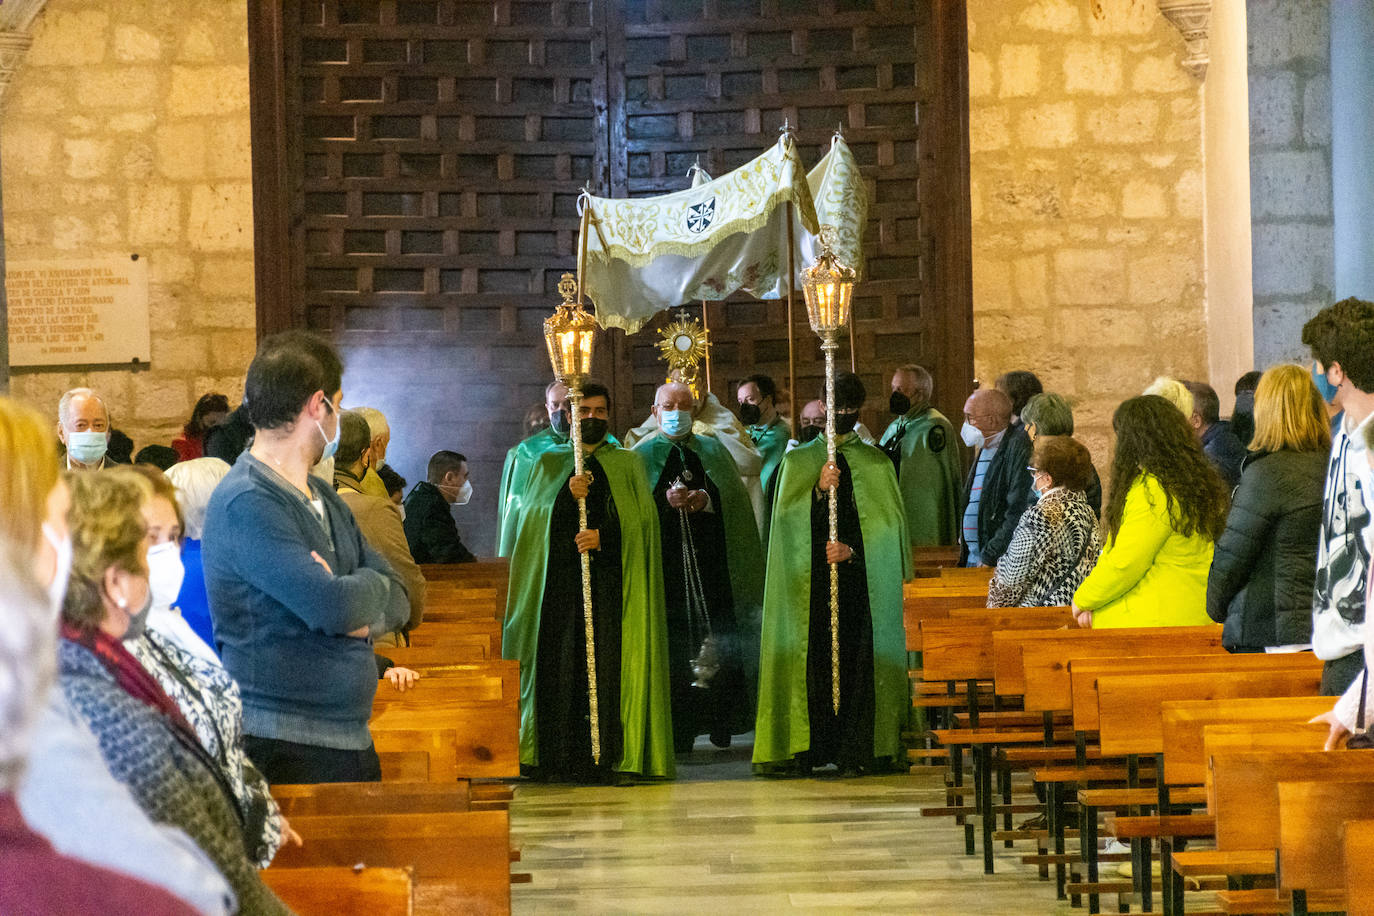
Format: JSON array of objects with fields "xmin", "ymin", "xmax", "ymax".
[
  {"xmin": 960, "ymin": 421, "xmax": 985, "ymax": 449},
  {"xmin": 146, "ymin": 541, "xmax": 186, "ymax": 610},
  {"xmin": 440, "ymin": 479, "xmax": 473, "ymax": 506},
  {"xmin": 42, "ymin": 522, "xmax": 73, "ymax": 620}
]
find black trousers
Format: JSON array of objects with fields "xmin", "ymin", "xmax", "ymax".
[
  {"xmin": 1321, "ymin": 650, "xmax": 1364, "ymax": 696},
  {"xmin": 245, "ymin": 734, "xmax": 382, "ymax": 785}
]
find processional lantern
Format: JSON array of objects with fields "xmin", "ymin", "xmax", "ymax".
[
  {"xmin": 544, "ymin": 271, "xmax": 603, "ymax": 764},
  {"xmin": 802, "ymin": 225, "xmax": 857, "ymax": 715}
]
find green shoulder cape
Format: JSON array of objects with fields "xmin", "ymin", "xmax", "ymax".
[
  {"xmin": 501, "ymin": 440, "xmax": 675, "ymax": 777},
  {"xmin": 632, "ymin": 433, "xmax": 766, "ymax": 688},
  {"xmin": 878, "ymin": 404, "xmax": 962, "ymax": 547},
  {"xmin": 753, "ymin": 435, "xmax": 913, "ymax": 765},
  {"xmin": 749, "ymin": 417, "xmax": 791, "ymax": 497},
  {"xmin": 496, "ymin": 427, "xmax": 619, "ymax": 556}
]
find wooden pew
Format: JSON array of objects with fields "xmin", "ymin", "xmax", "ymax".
[
  {"xmin": 1159, "ymin": 695, "xmax": 1332, "ymax": 786},
  {"xmin": 262, "ymin": 866, "xmax": 413, "ymax": 916},
  {"xmin": 1343, "ymin": 819, "xmax": 1374, "ymax": 916},
  {"xmin": 403, "ymin": 618, "xmax": 504, "ymax": 651},
  {"xmin": 1275, "ymin": 779, "xmax": 1374, "ymax": 914},
  {"xmin": 370, "ymin": 664, "xmax": 520, "ymax": 780},
  {"xmin": 270, "ymin": 808, "xmax": 513, "ymax": 915}
]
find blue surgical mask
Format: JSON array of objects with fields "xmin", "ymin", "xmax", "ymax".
[
  {"xmin": 660, "ymin": 409, "xmax": 692, "ymax": 439},
  {"xmin": 1313, "ymin": 362, "xmax": 1340, "ymax": 404},
  {"xmin": 316, "ymin": 401, "xmax": 340, "ymax": 461},
  {"xmin": 66, "ymin": 430, "xmax": 108, "ymax": 466}
]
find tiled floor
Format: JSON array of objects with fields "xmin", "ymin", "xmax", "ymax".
[{"xmin": 510, "ymin": 738, "xmax": 1082, "ymax": 915}]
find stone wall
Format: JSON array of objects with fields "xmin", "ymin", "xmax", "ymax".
[
  {"xmin": 2, "ymin": 0, "xmax": 254, "ymax": 447},
  {"xmin": 1247, "ymin": 0, "xmax": 1333, "ymax": 367},
  {"xmin": 967, "ymin": 0, "xmax": 1207, "ymax": 467}
]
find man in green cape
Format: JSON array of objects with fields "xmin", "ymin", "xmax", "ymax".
[
  {"xmin": 634, "ymin": 381, "xmax": 765, "ymax": 754},
  {"xmin": 502, "ymin": 381, "xmax": 675, "ymax": 782},
  {"xmin": 755, "ymin": 372, "xmax": 912, "ymax": 775},
  {"xmin": 879, "ymin": 364, "xmax": 962, "ymax": 547},
  {"xmin": 497, "ymin": 382, "xmax": 568, "ymax": 558},
  {"xmin": 736, "ymin": 374, "xmax": 790, "ymax": 497}
]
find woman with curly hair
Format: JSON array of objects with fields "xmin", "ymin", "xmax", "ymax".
[{"xmin": 1072, "ymin": 395, "xmax": 1230, "ymax": 628}]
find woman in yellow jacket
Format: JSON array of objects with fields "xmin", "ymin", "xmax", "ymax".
[{"xmin": 1073, "ymin": 395, "xmax": 1231, "ymax": 629}]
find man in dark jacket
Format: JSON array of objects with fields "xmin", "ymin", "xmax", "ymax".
[
  {"xmin": 959, "ymin": 387, "xmax": 1032, "ymax": 567},
  {"xmin": 1184, "ymin": 381, "xmax": 1247, "ymax": 489},
  {"xmin": 403, "ymin": 450, "xmax": 477, "ymax": 564}
]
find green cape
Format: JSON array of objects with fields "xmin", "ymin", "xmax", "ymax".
[
  {"xmin": 753, "ymin": 434, "xmax": 913, "ymax": 764},
  {"xmin": 748, "ymin": 416, "xmax": 791, "ymax": 496},
  {"xmin": 496, "ymin": 427, "xmax": 619, "ymax": 556},
  {"xmin": 501, "ymin": 440, "xmax": 675, "ymax": 777},
  {"xmin": 632, "ymin": 432, "xmax": 766, "ymax": 690},
  {"xmin": 878, "ymin": 404, "xmax": 963, "ymax": 547}
]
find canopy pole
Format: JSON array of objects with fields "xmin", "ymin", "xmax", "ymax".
[
  {"xmin": 786, "ymin": 202, "xmax": 797, "ymax": 430},
  {"xmin": 575, "ymin": 200, "xmax": 591, "ymax": 305},
  {"xmin": 849, "ymin": 320, "xmax": 856, "ymax": 373},
  {"xmin": 699, "ymin": 300, "xmax": 713, "ymax": 396}
]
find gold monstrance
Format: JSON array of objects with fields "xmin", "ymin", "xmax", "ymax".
[
  {"xmin": 543, "ymin": 272, "xmax": 602, "ymax": 764},
  {"xmin": 802, "ymin": 226, "xmax": 856, "ymax": 714},
  {"xmin": 654, "ymin": 311, "xmax": 711, "ymax": 401}
]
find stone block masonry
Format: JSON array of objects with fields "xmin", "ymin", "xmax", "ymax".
[
  {"xmin": 968, "ymin": 0, "xmax": 1207, "ymax": 474},
  {"xmin": 2, "ymin": 0, "xmax": 254, "ymax": 449}
]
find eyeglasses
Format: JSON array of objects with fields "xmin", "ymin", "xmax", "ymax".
[{"xmin": 1027, "ymin": 466, "xmax": 1041, "ymax": 475}]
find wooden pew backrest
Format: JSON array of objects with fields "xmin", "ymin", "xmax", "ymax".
[
  {"xmin": 1094, "ymin": 664, "xmax": 1322, "ymax": 757},
  {"xmin": 1207, "ymin": 749, "xmax": 1374, "ymax": 850},
  {"xmin": 1278, "ymin": 779, "xmax": 1374, "ymax": 894},
  {"xmin": 262, "ymin": 866, "xmax": 413, "ymax": 916},
  {"xmin": 1009, "ymin": 625, "xmax": 1224, "ymax": 710},
  {"xmin": 1070, "ymin": 653, "xmax": 1322, "ymax": 734},
  {"xmin": 1342, "ymin": 819, "xmax": 1374, "ymax": 915},
  {"xmin": 917, "ymin": 611, "xmax": 1073, "ymax": 678},
  {"xmin": 1161, "ymin": 697, "xmax": 1333, "ymax": 786}
]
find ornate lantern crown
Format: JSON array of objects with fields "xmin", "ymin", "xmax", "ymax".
[
  {"xmin": 544, "ymin": 273, "xmax": 598, "ymax": 387},
  {"xmin": 802, "ymin": 225, "xmax": 856, "ymax": 337}
]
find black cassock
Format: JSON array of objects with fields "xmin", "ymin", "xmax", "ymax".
[
  {"xmin": 532, "ymin": 455, "xmax": 624, "ymax": 782},
  {"xmin": 805, "ymin": 453, "xmax": 876, "ymax": 771},
  {"xmin": 652, "ymin": 443, "xmax": 748, "ymax": 753}
]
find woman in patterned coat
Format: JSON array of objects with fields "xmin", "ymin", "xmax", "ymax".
[
  {"xmin": 987, "ymin": 436, "xmax": 1102, "ymax": 608},
  {"xmin": 57, "ymin": 469, "xmax": 293, "ymax": 915}
]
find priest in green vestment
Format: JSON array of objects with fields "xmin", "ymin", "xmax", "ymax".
[
  {"xmin": 634, "ymin": 381, "xmax": 765, "ymax": 754},
  {"xmin": 502, "ymin": 381, "xmax": 675, "ymax": 782},
  {"xmin": 735, "ymin": 373, "xmax": 791, "ymax": 497},
  {"xmin": 878, "ymin": 363, "xmax": 962, "ymax": 547},
  {"xmin": 755, "ymin": 372, "xmax": 912, "ymax": 775},
  {"xmin": 496, "ymin": 380, "xmax": 618, "ymax": 556}
]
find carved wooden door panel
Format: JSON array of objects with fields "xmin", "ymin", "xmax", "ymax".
[{"xmin": 250, "ymin": 0, "xmax": 970, "ymax": 554}]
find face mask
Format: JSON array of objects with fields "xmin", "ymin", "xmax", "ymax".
[
  {"xmin": 889, "ymin": 391, "xmax": 912, "ymax": 416},
  {"xmin": 835, "ymin": 411, "xmax": 860, "ymax": 435},
  {"xmin": 579, "ymin": 417, "xmax": 608, "ymax": 446},
  {"xmin": 659, "ymin": 409, "xmax": 692, "ymax": 439},
  {"xmin": 739, "ymin": 403, "xmax": 762, "ymax": 426},
  {"xmin": 454, "ymin": 479, "xmax": 472, "ymax": 506},
  {"xmin": 1313, "ymin": 362, "xmax": 1340, "ymax": 404},
  {"xmin": 960, "ymin": 421, "xmax": 985, "ymax": 449},
  {"xmin": 397, "ymin": 504, "xmax": 406, "ymax": 522},
  {"xmin": 316, "ymin": 401, "xmax": 340, "ymax": 461},
  {"xmin": 121, "ymin": 585, "xmax": 154, "ymax": 642},
  {"xmin": 799, "ymin": 424, "xmax": 823, "ymax": 444},
  {"xmin": 42, "ymin": 522, "xmax": 73, "ymax": 620},
  {"xmin": 550, "ymin": 409, "xmax": 570, "ymax": 435},
  {"xmin": 146, "ymin": 541, "xmax": 185, "ymax": 610},
  {"xmin": 66, "ymin": 430, "xmax": 108, "ymax": 466}
]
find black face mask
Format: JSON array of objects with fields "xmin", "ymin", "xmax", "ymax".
[
  {"xmin": 579, "ymin": 417, "xmax": 608, "ymax": 446},
  {"xmin": 835, "ymin": 411, "xmax": 860, "ymax": 435},
  {"xmin": 550, "ymin": 409, "xmax": 570, "ymax": 435},
  {"xmin": 889, "ymin": 391, "xmax": 912, "ymax": 416},
  {"xmin": 738, "ymin": 402, "xmax": 762, "ymax": 426},
  {"xmin": 798, "ymin": 424, "xmax": 823, "ymax": 444}
]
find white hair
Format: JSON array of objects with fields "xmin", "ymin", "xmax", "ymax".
[
  {"xmin": 165, "ymin": 457, "xmax": 231, "ymax": 540},
  {"xmin": 0, "ymin": 539, "xmax": 55, "ymax": 792},
  {"xmin": 1142, "ymin": 376, "xmax": 1194, "ymax": 419},
  {"xmin": 353, "ymin": 406, "xmax": 389, "ymax": 440},
  {"xmin": 57, "ymin": 387, "xmax": 109, "ymax": 430}
]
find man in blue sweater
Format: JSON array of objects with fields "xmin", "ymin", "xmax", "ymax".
[{"xmin": 203, "ymin": 331, "xmax": 409, "ymax": 784}]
